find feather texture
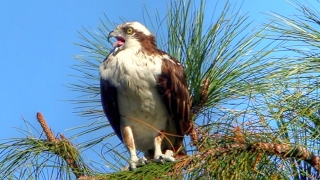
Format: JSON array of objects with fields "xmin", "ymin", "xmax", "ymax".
[{"xmin": 99, "ymin": 22, "xmax": 191, "ymax": 167}]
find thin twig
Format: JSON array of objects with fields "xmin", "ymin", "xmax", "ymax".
[{"xmin": 191, "ymin": 76, "xmax": 210, "ymax": 115}]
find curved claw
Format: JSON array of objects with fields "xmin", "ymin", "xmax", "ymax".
[
  {"xmin": 154, "ymin": 155, "xmax": 165, "ymax": 164},
  {"xmin": 129, "ymin": 156, "xmax": 148, "ymax": 171},
  {"xmin": 129, "ymin": 165, "xmax": 137, "ymax": 171},
  {"xmin": 138, "ymin": 156, "xmax": 148, "ymax": 165},
  {"xmin": 154, "ymin": 150, "xmax": 175, "ymax": 164}
]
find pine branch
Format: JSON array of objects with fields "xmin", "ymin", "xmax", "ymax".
[
  {"xmin": 180, "ymin": 126, "xmax": 320, "ymax": 174},
  {"xmin": 77, "ymin": 140, "xmax": 320, "ymax": 179},
  {"xmin": 252, "ymin": 142, "xmax": 320, "ymax": 171},
  {"xmin": 181, "ymin": 142, "xmax": 320, "ymax": 172},
  {"xmin": 36, "ymin": 112, "xmax": 85, "ymax": 178}
]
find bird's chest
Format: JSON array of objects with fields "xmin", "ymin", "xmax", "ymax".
[
  {"xmin": 103, "ymin": 52, "xmax": 161, "ymax": 93},
  {"xmin": 100, "ymin": 52, "xmax": 165, "ymax": 117}
]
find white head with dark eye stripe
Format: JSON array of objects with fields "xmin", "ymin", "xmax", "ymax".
[{"xmin": 108, "ymin": 22, "xmax": 157, "ymax": 55}]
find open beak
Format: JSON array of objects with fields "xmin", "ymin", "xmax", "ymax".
[{"xmin": 108, "ymin": 29, "xmax": 125, "ymax": 55}]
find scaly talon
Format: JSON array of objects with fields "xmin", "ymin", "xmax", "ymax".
[
  {"xmin": 154, "ymin": 150, "xmax": 175, "ymax": 163},
  {"xmin": 129, "ymin": 156, "xmax": 148, "ymax": 170}
]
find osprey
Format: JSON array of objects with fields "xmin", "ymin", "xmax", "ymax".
[{"xmin": 100, "ymin": 22, "xmax": 192, "ymax": 170}]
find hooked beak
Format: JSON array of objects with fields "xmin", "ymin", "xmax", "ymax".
[
  {"xmin": 108, "ymin": 30, "xmax": 117, "ymax": 42},
  {"xmin": 108, "ymin": 29, "xmax": 125, "ymax": 55}
]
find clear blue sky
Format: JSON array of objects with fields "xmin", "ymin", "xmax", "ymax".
[{"xmin": 0, "ymin": 0, "xmax": 317, "ymax": 176}]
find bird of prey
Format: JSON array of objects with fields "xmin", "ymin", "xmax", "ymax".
[{"xmin": 99, "ymin": 22, "xmax": 192, "ymax": 170}]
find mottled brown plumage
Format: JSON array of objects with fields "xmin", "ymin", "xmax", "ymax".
[{"xmin": 99, "ymin": 22, "xmax": 192, "ymax": 170}]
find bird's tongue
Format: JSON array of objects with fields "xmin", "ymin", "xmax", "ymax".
[{"xmin": 113, "ymin": 40, "xmax": 125, "ymax": 48}]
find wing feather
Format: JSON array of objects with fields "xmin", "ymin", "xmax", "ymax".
[
  {"xmin": 156, "ymin": 57, "xmax": 192, "ymax": 136},
  {"xmin": 100, "ymin": 78, "xmax": 122, "ymax": 141}
]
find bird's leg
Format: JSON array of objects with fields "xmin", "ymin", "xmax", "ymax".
[
  {"xmin": 153, "ymin": 133, "xmax": 175, "ymax": 163},
  {"xmin": 122, "ymin": 126, "xmax": 147, "ymax": 170}
]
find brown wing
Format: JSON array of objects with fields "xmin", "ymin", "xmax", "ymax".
[
  {"xmin": 100, "ymin": 78, "xmax": 123, "ymax": 141},
  {"xmin": 156, "ymin": 56, "xmax": 192, "ymax": 136}
]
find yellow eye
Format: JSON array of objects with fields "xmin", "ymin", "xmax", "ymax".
[{"xmin": 126, "ymin": 27, "xmax": 134, "ymax": 34}]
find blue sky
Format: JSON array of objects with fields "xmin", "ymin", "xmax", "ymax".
[{"xmin": 0, "ymin": 0, "xmax": 318, "ymax": 177}]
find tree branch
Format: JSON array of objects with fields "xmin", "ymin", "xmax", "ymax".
[
  {"xmin": 36, "ymin": 112, "xmax": 85, "ymax": 178},
  {"xmin": 180, "ymin": 138, "xmax": 320, "ymax": 173},
  {"xmin": 252, "ymin": 142, "xmax": 320, "ymax": 171}
]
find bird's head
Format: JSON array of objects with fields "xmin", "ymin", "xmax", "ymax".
[{"xmin": 108, "ymin": 22, "xmax": 157, "ymax": 55}]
